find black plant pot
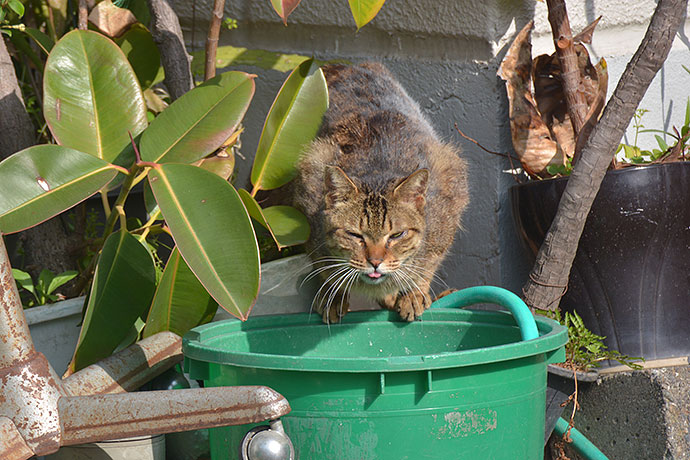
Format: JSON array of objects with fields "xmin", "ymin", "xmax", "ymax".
[{"xmin": 511, "ymin": 162, "xmax": 690, "ymax": 363}]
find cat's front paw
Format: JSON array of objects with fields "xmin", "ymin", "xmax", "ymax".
[
  {"xmin": 320, "ymin": 301, "xmax": 349, "ymax": 324},
  {"xmin": 396, "ymin": 290, "xmax": 430, "ymax": 321}
]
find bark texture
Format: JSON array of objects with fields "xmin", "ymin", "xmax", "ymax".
[
  {"xmin": 78, "ymin": 0, "xmax": 88, "ymax": 30},
  {"xmin": 204, "ymin": 0, "xmax": 225, "ymax": 81},
  {"xmin": 546, "ymin": 0, "xmax": 588, "ymax": 136},
  {"xmin": 0, "ymin": 38, "xmax": 35, "ymax": 159},
  {"xmin": 522, "ymin": 0, "xmax": 687, "ymax": 310},
  {"xmin": 147, "ymin": 0, "xmax": 193, "ymax": 100},
  {"xmin": 0, "ymin": 37, "xmax": 75, "ymax": 279}
]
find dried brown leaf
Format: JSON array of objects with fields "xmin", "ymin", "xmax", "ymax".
[
  {"xmin": 573, "ymin": 16, "xmax": 602, "ymax": 45},
  {"xmin": 533, "ymin": 44, "xmax": 605, "ymax": 163},
  {"xmin": 574, "ymin": 58, "xmax": 608, "ymax": 158},
  {"xmin": 499, "ymin": 21, "xmax": 564, "ymax": 177}
]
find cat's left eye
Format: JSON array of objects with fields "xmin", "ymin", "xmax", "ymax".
[
  {"xmin": 389, "ymin": 230, "xmax": 407, "ymax": 240},
  {"xmin": 346, "ymin": 230, "xmax": 364, "ymax": 240}
]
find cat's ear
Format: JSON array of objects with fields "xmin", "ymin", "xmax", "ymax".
[
  {"xmin": 394, "ymin": 169, "xmax": 429, "ymax": 210},
  {"xmin": 325, "ymin": 166, "xmax": 358, "ymax": 207}
]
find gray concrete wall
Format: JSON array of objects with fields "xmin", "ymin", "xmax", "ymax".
[{"xmin": 171, "ymin": 0, "xmax": 690, "ymax": 296}]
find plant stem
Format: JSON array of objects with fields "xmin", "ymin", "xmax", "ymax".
[
  {"xmin": 78, "ymin": 0, "xmax": 88, "ymax": 30},
  {"xmin": 250, "ymin": 183, "xmax": 260, "ymax": 198},
  {"xmin": 114, "ymin": 205, "xmax": 127, "ymax": 232},
  {"xmin": 545, "ymin": 0, "xmax": 588, "ymax": 140},
  {"xmin": 100, "ymin": 190, "xmax": 111, "ymax": 219},
  {"xmin": 204, "ymin": 0, "xmax": 226, "ymax": 81},
  {"xmin": 101, "ymin": 166, "xmax": 140, "ymax": 240},
  {"xmin": 134, "ymin": 210, "xmax": 162, "ymax": 242}
]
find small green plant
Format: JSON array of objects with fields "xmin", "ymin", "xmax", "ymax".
[
  {"xmin": 0, "ymin": 0, "xmax": 24, "ymax": 34},
  {"xmin": 12, "ymin": 268, "xmax": 77, "ymax": 308},
  {"xmin": 545, "ymin": 156, "xmax": 573, "ymax": 177},
  {"xmin": 223, "ymin": 17, "xmax": 238, "ymax": 30},
  {"xmin": 538, "ymin": 308, "xmax": 643, "ymax": 371},
  {"xmin": 617, "ymin": 99, "xmax": 690, "ymax": 164}
]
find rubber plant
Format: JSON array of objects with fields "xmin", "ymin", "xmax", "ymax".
[
  {"xmin": 270, "ymin": 0, "xmax": 386, "ymax": 28},
  {"xmin": 0, "ymin": 29, "xmax": 328, "ymax": 374},
  {"xmin": 192, "ymin": 0, "xmax": 389, "ymax": 78}
]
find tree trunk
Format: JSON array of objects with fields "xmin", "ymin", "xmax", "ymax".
[
  {"xmin": 147, "ymin": 0, "xmax": 194, "ymax": 101},
  {"xmin": 0, "ymin": 39, "xmax": 35, "ymax": 157},
  {"xmin": 522, "ymin": 0, "xmax": 687, "ymax": 311},
  {"xmin": 545, "ymin": 0, "xmax": 588, "ymax": 136},
  {"xmin": 0, "ymin": 37, "xmax": 76, "ymax": 280},
  {"xmin": 78, "ymin": 0, "xmax": 88, "ymax": 30},
  {"xmin": 204, "ymin": 0, "xmax": 226, "ymax": 81}
]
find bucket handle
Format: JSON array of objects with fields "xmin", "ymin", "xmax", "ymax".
[{"xmin": 430, "ymin": 286, "xmax": 539, "ymax": 341}]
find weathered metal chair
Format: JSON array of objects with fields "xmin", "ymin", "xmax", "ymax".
[{"xmin": 0, "ymin": 235, "xmax": 293, "ymax": 460}]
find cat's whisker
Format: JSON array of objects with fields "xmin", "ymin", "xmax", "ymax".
[
  {"xmin": 391, "ymin": 268, "xmax": 414, "ymax": 292},
  {"xmin": 312, "ymin": 256, "xmax": 349, "ymax": 264},
  {"xmin": 341, "ymin": 271, "xmax": 359, "ymax": 315},
  {"xmin": 310, "ymin": 266, "xmax": 351, "ymax": 316},
  {"xmin": 329, "ymin": 269, "xmax": 357, "ymax": 320},
  {"xmin": 301, "ymin": 262, "xmax": 350, "ymax": 287},
  {"xmin": 390, "ymin": 272, "xmax": 408, "ymax": 300},
  {"xmin": 319, "ymin": 268, "xmax": 354, "ymax": 312},
  {"xmin": 401, "ymin": 263, "xmax": 448, "ymax": 291},
  {"xmin": 333, "ymin": 271, "xmax": 354, "ymax": 318},
  {"xmin": 264, "ymin": 253, "xmax": 348, "ymax": 295},
  {"xmin": 263, "ymin": 258, "xmax": 332, "ymax": 295},
  {"xmin": 304, "ymin": 263, "xmax": 342, "ymax": 275},
  {"xmin": 324, "ymin": 271, "xmax": 348, "ymax": 312},
  {"xmin": 400, "ymin": 267, "xmax": 439, "ymax": 302},
  {"xmin": 397, "ymin": 268, "xmax": 431, "ymax": 305},
  {"xmin": 320, "ymin": 268, "xmax": 356, "ymax": 325},
  {"xmin": 400, "ymin": 261, "xmax": 438, "ymax": 277}
]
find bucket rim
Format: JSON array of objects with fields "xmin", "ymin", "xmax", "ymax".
[{"xmin": 183, "ymin": 308, "xmax": 567, "ymax": 373}]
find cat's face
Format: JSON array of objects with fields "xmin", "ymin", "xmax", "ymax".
[{"xmin": 323, "ymin": 166, "xmax": 428, "ymax": 288}]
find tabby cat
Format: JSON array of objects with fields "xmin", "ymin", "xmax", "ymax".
[{"xmin": 293, "ymin": 63, "xmax": 468, "ymax": 323}]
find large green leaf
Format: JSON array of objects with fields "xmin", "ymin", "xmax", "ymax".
[
  {"xmin": 250, "ymin": 59, "xmax": 328, "ymax": 193},
  {"xmin": 0, "ymin": 145, "xmax": 120, "ymax": 234},
  {"xmin": 70, "ymin": 230, "xmax": 156, "ymax": 372},
  {"xmin": 269, "ymin": 0, "xmax": 301, "ymax": 24},
  {"xmin": 43, "ymin": 30, "xmax": 147, "ymax": 166},
  {"xmin": 148, "ymin": 164, "xmax": 260, "ymax": 320},
  {"xmin": 21, "ymin": 27, "xmax": 54, "ymax": 55},
  {"xmin": 238, "ymin": 189, "xmax": 309, "ymax": 249},
  {"xmin": 115, "ymin": 24, "xmax": 161, "ymax": 90},
  {"xmin": 9, "ymin": 32, "xmax": 43, "ymax": 72},
  {"xmin": 348, "ymin": 0, "xmax": 386, "ymax": 29},
  {"xmin": 143, "ymin": 247, "xmax": 217, "ymax": 338},
  {"xmin": 139, "ymin": 72, "xmax": 255, "ymax": 164},
  {"xmin": 262, "ymin": 206, "xmax": 310, "ymax": 247}
]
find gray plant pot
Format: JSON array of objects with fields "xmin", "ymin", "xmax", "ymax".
[
  {"xmin": 27, "ymin": 255, "xmax": 320, "ymax": 374},
  {"xmin": 26, "ymin": 296, "xmax": 84, "ymax": 376},
  {"xmin": 44, "ymin": 434, "xmax": 165, "ymax": 460}
]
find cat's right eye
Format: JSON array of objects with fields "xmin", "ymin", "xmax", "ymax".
[{"xmin": 345, "ymin": 230, "xmax": 364, "ymax": 240}]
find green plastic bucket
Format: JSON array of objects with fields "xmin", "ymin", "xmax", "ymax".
[{"xmin": 183, "ymin": 286, "xmax": 567, "ymax": 460}]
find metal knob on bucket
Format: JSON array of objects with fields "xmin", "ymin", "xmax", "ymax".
[{"xmin": 239, "ymin": 419, "xmax": 295, "ymax": 460}]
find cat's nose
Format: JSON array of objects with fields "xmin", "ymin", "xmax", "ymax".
[{"xmin": 368, "ymin": 258, "xmax": 383, "ymax": 269}]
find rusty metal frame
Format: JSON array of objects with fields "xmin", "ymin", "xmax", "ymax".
[{"xmin": 0, "ymin": 235, "xmax": 290, "ymax": 458}]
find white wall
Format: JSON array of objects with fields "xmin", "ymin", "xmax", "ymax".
[{"xmin": 172, "ymin": 0, "xmax": 690, "ymax": 295}]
